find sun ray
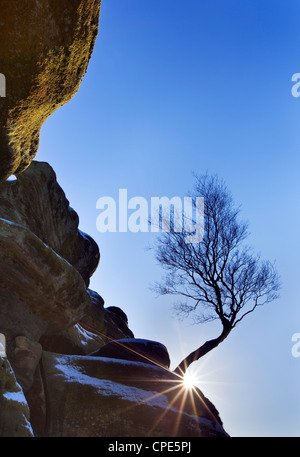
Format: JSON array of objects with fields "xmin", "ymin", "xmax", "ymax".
[
  {"xmin": 77, "ymin": 320, "xmax": 222, "ymax": 435},
  {"xmin": 81, "ymin": 321, "xmax": 178, "ymax": 374},
  {"xmin": 171, "ymin": 385, "xmax": 190, "ymax": 436},
  {"xmin": 147, "ymin": 383, "xmax": 187, "ymax": 436}
]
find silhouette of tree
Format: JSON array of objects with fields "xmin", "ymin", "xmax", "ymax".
[{"xmin": 152, "ymin": 174, "xmax": 281, "ymax": 375}]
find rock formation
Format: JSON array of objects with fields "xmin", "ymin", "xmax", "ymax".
[
  {"xmin": 0, "ymin": 161, "xmax": 100, "ymax": 286},
  {"xmin": 0, "ymin": 0, "xmax": 101, "ymax": 182},
  {"xmin": 0, "ymin": 1, "xmax": 229, "ymax": 438},
  {"xmin": 0, "ymin": 357, "xmax": 34, "ymax": 437},
  {"xmin": 42, "ymin": 352, "xmax": 226, "ymax": 437},
  {"xmin": 0, "ymin": 160, "xmax": 229, "ymax": 438},
  {"xmin": 92, "ymin": 338, "xmax": 171, "ymax": 369}
]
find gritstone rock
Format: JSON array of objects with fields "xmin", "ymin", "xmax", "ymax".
[
  {"xmin": 0, "ymin": 161, "xmax": 100, "ymax": 286},
  {"xmin": 42, "ymin": 352, "xmax": 229, "ymax": 437},
  {"xmin": 0, "ymin": 0, "xmax": 101, "ymax": 182},
  {"xmin": 91, "ymin": 338, "xmax": 171, "ymax": 369},
  {"xmin": 0, "ymin": 357, "xmax": 34, "ymax": 437}
]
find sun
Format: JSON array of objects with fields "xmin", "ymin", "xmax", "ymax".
[{"xmin": 183, "ymin": 371, "xmax": 197, "ymax": 390}]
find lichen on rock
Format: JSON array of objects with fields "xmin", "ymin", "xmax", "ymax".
[{"xmin": 0, "ymin": 0, "xmax": 101, "ymax": 182}]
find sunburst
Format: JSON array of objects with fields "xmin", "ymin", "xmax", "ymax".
[{"xmin": 76, "ymin": 322, "xmax": 220, "ymax": 436}]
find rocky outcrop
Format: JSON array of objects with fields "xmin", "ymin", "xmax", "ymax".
[
  {"xmin": 9, "ymin": 336, "xmax": 42, "ymax": 393},
  {"xmin": 0, "ymin": 357, "xmax": 33, "ymax": 437},
  {"xmin": 0, "ymin": 0, "xmax": 101, "ymax": 182},
  {"xmin": 0, "ymin": 218, "xmax": 91, "ymax": 345},
  {"xmin": 101, "ymin": 306, "xmax": 135, "ymax": 341},
  {"xmin": 0, "ymin": 1, "xmax": 229, "ymax": 438},
  {"xmin": 40, "ymin": 290, "xmax": 135, "ymax": 356},
  {"xmin": 0, "ymin": 186, "xmax": 228, "ymax": 437},
  {"xmin": 92, "ymin": 338, "xmax": 171, "ymax": 369},
  {"xmin": 0, "ymin": 178, "xmax": 228, "ymax": 437},
  {"xmin": 41, "ymin": 352, "xmax": 228, "ymax": 437},
  {"xmin": 0, "ymin": 161, "xmax": 100, "ymax": 286},
  {"xmin": 40, "ymin": 323, "xmax": 103, "ymax": 357}
]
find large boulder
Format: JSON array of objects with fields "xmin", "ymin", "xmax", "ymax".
[
  {"xmin": 92, "ymin": 338, "xmax": 171, "ymax": 369},
  {"xmin": 80, "ymin": 290, "xmax": 135, "ymax": 345},
  {"xmin": 39, "ymin": 323, "xmax": 104, "ymax": 356},
  {"xmin": 9, "ymin": 336, "xmax": 42, "ymax": 393},
  {"xmin": 102, "ymin": 306, "xmax": 135, "ymax": 341},
  {"xmin": 0, "ymin": 0, "xmax": 101, "ymax": 182},
  {"xmin": 40, "ymin": 290, "xmax": 135, "ymax": 356},
  {"xmin": 0, "ymin": 218, "xmax": 91, "ymax": 349},
  {"xmin": 0, "ymin": 161, "xmax": 100, "ymax": 286},
  {"xmin": 8, "ymin": 336, "xmax": 46, "ymax": 436},
  {"xmin": 41, "ymin": 352, "xmax": 228, "ymax": 437}
]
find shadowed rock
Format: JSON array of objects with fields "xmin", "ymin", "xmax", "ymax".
[
  {"xmin": 41, "ymin": 291, "xmax": 135, "ymax": 356},
  {"xmin": 80, "ymin": 290, "xmax": 135, "ymax": 344},
  {"xmin": 10, "ymin": 336, "xmax": 42, "ymax": 393},
  {"xmin": 39, "ymin": 323, "xmax": 104, "ymax": 356},
  {"xmin": 41, "ymin": 352, "xmax": 228, "ymax": 437},
  {"xmin": 91, "ymin": 338, "xmax": 171, "ymax": 369},
  {"xmin": 0, "ymin": 357, "xmax": 34, "ymax": 437},
  {"xmin": 0, "ymin": 218, "xmax": 91, "ymax": 341},
  {"xmin": 0, "ymin": 0, "xmax": 101, "ymax": 182},
  {"xmin": 103, "ymin": 306, "xmax": 135, "ymax": 340},
  {"xmin": 0, "ymin": 161, "xmax": 100, "ymax": 286}
]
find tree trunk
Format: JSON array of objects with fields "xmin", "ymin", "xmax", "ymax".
[{"xmin": 174, "ymin": 324, "xmax": 232, "ymax": 376}]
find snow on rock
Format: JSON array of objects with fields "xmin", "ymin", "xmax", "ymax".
[
  {"xmin": 42, "ymin": 352, "xmax": 229, "ymax": 437},
  {"xmin": 0, "ymin": 357, "xmax": 34, "ymax": 437},
  {"xmin": 54, "ymin": 356, "xmax": 170, "ymax": 409},
  {"xmin": 90, "ymin": 338, "xmax": 171, "ymax": 369}
]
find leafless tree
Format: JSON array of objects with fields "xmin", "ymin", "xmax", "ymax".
[{"xmin": 152, "ymin": 174, "xmax": 281, "ymax": 375}]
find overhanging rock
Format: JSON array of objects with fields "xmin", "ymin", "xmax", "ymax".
[{"xmin": 0, "ymin": 0, "xmax": 101, "ymax": 182}]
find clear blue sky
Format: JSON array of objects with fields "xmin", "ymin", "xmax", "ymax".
[{"xmin": 37, "ymin": 0, "xmax": 300, "ymax": 437}]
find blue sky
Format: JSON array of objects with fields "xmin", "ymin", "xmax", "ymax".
[{"xmin": 37, "ymin": 0, "xmax": 300, "ymax": 436}]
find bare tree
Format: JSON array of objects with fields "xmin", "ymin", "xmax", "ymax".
[{"xmin": 152, "ymin": 174, "xmax": 281, "ymax": 375}]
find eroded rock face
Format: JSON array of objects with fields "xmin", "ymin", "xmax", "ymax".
[
  {"xmin": 80, "ymin": 289, "xmax": 105, "ymax": 333},
  {"xmin": 0, "ymin": 0, "xmax": 101, "ymax": 182},
  {"xmin": 40, "ymin": 291, "xmax": 135, "ymax": 356},
  {"xmin": 40, "ymin": 323, "xmax": 104, "ymax": 356},
  {"xmin": 103, "ymin": 307, "xmax": 135, "ymax": 341},
  {"xmin": 0, "ymin": 3, "xmax": 228, "ymax": 434},
  {"xmin": 0, "ymin": 218, "xmax": 91, "ymax": 341},
  {"xmin": 92, "ymin": 338, "xmax": 171, "ymax": 369},
  {"xmin": 41, "ymin": 352, "xmax": 228, "ymax": 438},
  {"xmin": 0, "ymin": 161, "xmax": 100, "ymax": 286},
  {"xmin": 10, "ymin": 336, "xmax": 42, "ymax": 393},
  {"xmin": 0, "ymin": 357, "xmax": 34, "ymax": 437}
]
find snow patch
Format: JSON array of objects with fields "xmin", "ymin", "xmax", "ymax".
[
  {"xmin": 74, "ymin": 323, "xmax": 97, "ymax": 346},
  {"xmin": 3, "ymin": 389, "xmax": 28, "ymax": 406},
  {"xmin": 24, "ymin": 416, "xmax": 34, "ymax": 435},
  {"xmin": 54, "ymin": 356, "xmax": 169, "ymax": 409},
  {"xmin": 2, "ymin": 388, "xmax": 34, "ymax": 435}
]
